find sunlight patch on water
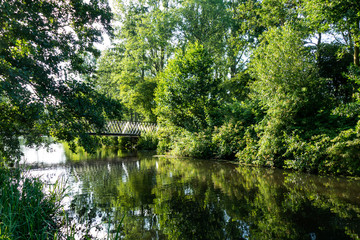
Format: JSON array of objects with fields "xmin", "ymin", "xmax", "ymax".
[{"xmin": 21, "ymin": 143, "xmax": 66, "ymax": 165}]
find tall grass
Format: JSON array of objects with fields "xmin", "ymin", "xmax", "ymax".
[
  {"xmin": 0, "ymin": 167, "xmax": 125, "ymax": 240},
  {"xmin": 0, "ymin": 167, "xmax": 65, "ymax": 239}
]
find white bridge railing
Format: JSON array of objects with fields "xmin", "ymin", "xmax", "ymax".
[{"xmin": 88, "ymin": 121, "xmax": 157, "ymax": 136}]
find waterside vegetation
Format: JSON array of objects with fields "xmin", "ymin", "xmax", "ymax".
[
  {"xmin": 95, "ymin": 0, "xmax": 360, "ymax": 176},
  {"xmin": 0, "ymin": 168, "xmax": 65, "ymax": 239},
  {"xmin": 0, "ymin": 1, "xmax": 120, "ymax": 239}
]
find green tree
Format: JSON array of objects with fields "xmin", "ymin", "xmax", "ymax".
[
  {"xmin": 224, "ymin": 0, "xmax": 250, "ymax": 78},
  {"xmin": 179, "ymin": 0, "xmax": 249, "ymax": 78},
  {"xmin": 96, "ymin": 0, "xmax": 254, "ymax": 123},
  {"xmin": 155, "ymin": 43, "xmax": 221, "ymax": 132},
  {"xmin": 249, "ymin": 25, "xmax": 326, "ymax": 166},
  {"xmin": 178, "ymin": 0, "xmax": 227, "ymax": 53},
  {"xmin": 0, "ymin": 0, "xmax": 120, "ymax": 164},
  {"xmin": 304, "ymin": 0, "xmax": 360, "ymax": 66},
  {"xmin": 235, "ymin": 0, "xmax": 304, "ymax": 40},
  {"xmin": 95, "ymin": 0, "xmax": 178, "ymax": 121}
]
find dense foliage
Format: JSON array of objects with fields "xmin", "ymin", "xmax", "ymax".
[
  {"xmin": 155, "ymin": 43, "xmax": 221, "ymax": 132},
  {"xmin": 95, "ymin": 0, "xmax": 360, "ymax": 176},
  {"xmin": 0, "ymin": 0, "xmax": 121, "ymax": 165}
]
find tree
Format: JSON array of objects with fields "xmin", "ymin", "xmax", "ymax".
[
  {"xmin": 96, "ymin": 0, "xmax": 253, "ymax": 123},
  {"xmin": 304, "ymin": 0, "xmax": 360, "ymax": 66},
  {"xmin": 316, "ymin": 42, "xmax": 354, "ymax": 102},
  {"xmin": 178, "ymin": 0, "xmax": 249, "ymax": 78},
  {"xmin": 234, "ymin": 0, "xmax": 304, "ymax": 39},
  {"xmin": 0, "ymin": 0, "xmax": 121, "ymax": 164},
  {"xmin": 155, "ymin": 43, "xmax": 221, "ymax": 132},
  {"xmin": 222, "ymin": 0, "xmax": 251, "ymax": 78},
  {"xmin": 249, "ymin": 25, "xmax": 326, "ymax": 166},
  {"xmin": 178, "ymin": 0, "xmax": 228, "ymax": 53},
  {"xmin": 95, "ymin": 0, "xmax": 178, "ymax": 121}
]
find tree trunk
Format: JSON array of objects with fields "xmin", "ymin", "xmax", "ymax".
[
  {"xmin": 355, "ymin": 43, "xmax": 359, "ymax": 67},
  {"xmin": 160, "ymin": 46, "xmax": 165, "ymax": 72},
  {"xmin": 317, "ymin": 32, "xmax": 322, "ymax": 59},
  {"xmin": 354, "ymin": 21, "xmax": 360, "ymax": 67}
]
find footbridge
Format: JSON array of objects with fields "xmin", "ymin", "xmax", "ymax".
[{"xmin": 88, "ymin": 120, "xmax": 157, "ymax": 137}]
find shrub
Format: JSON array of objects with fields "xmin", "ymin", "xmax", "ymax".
[
  {"xmin": 156, "ymin": 124, "xmax": 182, "ymax": 155},
  {"xmin": 283, "ymin": 127, "xmax": 360, "ymax": 176},
  {"xmin": 118, "ymin": 136, "xmax": 138, "ymax": 150},
  {"xmin": 212, "ymin": 122, "xmax": 246, "ymax": 159},
  {"xmin": 283, "ymin": 134, "xmax": 331, "ymax": 173},
  {"xmin": 236, "ymin": 126, "xmax": 260, "ymax": 165},
  {"xmin": 137, "ymin": 131, "xmax": 159, "ymax": 150},
  {"xmin": 326, "ymin": 127, "xmax": 360, "ymax": 176},
  {"xmin": 170, "ymin": 130, "xmax": 215, "ymax": 159},
  {"xmin": 100, "ymin": 136, "xmax": 120, "ymax": 147}
]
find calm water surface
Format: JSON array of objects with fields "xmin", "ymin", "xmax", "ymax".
[{"xmin": 22, "ymin": 144, "xmax": 360, "ymax": 240}]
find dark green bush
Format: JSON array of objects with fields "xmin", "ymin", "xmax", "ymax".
[
  {"xmin": 283, "ymin": 134, "xmax": 331, "ymax": 173},
  {"xmin": 236, "ymin": 126, "xmax": 260, "ymax": 165},
  {"xmin": 118, "ymin": 136, "xmax": 138, "ymax": 150},
  {"xmin": 282, "ymin": 127, "xmax": 360, "ymax": 176},
  {"xmin": 100, "ymin": 136, "xmax": 120, "ymax": 147}
]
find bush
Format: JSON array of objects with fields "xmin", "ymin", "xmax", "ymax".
[
  {"xmin": 282, "ymin": 126, "xmax": 360, "ymax": 176},
  {"xmin": 283, "ymin": 134, "xmax": 331, "ymax": 173},
  {"xmin": 170, "ymin": 130, "xmax": 215, "ymax": 159},
  {"xmin": 326, "ymin": 127, "xmax": 360, "ymax": 176},
  {"xmin": 212, "ymin": 122, "xmax": 246, "ymax": 159},
  {"xmin": 156, "ymin": 124, "xmax": 182, "ymax": 154},
  {"xmin": 156, "ymin": 125, "xmax": 216, "ymax": 158},
  {"xmin": 236, "ymin": 126, "xmax": 260, "ymax": 165},
  {"xmin": 118, "ymin": 136, "xmax": 138, "ymax": 150},
  {"xmin": 100, "ymin": 136, "xmax": 120, "ymax": 147},
  {"xmin": 137, "ymin": 131, "xmax": 159, "ymax": 150}
]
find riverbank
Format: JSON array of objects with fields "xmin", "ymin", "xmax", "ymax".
[{"xmin": 102, "ymin": 125, "xmax": 360, "ymax": 178}]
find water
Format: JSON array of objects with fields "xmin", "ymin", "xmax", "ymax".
[{"xmin": 22, "ymin": 144, "xmax": 360, "ymax": 240}]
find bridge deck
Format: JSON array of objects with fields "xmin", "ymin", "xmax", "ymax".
[{"xmin": 88, "ymin": 121, "xmax": 157, "ymax": 137}]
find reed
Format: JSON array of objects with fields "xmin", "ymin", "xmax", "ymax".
[
  {"xmin": 0, "ymin": 167, "xmax": 125, "ymax": 239},
  {"xmin": 0, "ymin": 167, "xmax": 65, "ymax": 239}
]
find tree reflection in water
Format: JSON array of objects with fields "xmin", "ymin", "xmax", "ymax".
[{"xmin": 61, "ymin": 156, "xmax": 360, "ymax": 240}]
